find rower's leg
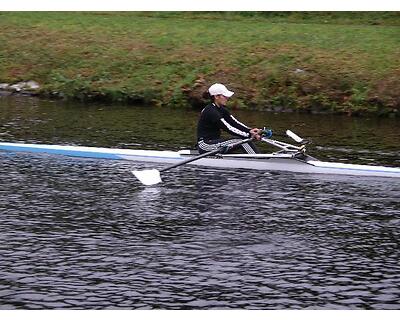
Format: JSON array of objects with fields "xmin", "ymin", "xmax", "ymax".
[
  {"xmin": 198, "ymin": 138, "xmax": 242, "ymax": 154},
  {"xmin": 241, "ymin": 141, "xmax": 260, "ymax": 154},
  {"xmin": 198, "ymin": 138, "xmax": 260, "ymax": 154}
]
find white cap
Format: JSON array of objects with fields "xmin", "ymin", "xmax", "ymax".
[{"xmin": 208, "ymin": 83, "xmax": 234, "ymax": 97}]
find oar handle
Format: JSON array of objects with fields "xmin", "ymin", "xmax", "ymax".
[{"xmin": 159, "ymin": 137, "xmax": 254, "ymax": 173}]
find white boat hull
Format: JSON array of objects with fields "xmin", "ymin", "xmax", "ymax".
[{"xmin": 0, "ymin": 142, "xmax": 400, "ymax": 178}]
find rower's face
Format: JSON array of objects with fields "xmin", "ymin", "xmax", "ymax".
[{"xmin": 215, "ymin": 94, "xmax": 229, "ymax": 106}]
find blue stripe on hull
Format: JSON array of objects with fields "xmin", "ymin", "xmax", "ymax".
[{"xmin": 0, "ymin": 145, "xmax": 123, "ymax": 160}]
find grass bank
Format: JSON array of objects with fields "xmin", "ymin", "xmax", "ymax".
[{"xmin": 0, "ymin": 12, "xmax": 399, "ymax": 116}]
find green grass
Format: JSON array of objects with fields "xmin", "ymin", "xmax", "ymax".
[{"xmin": 0, "ymin": 12, "xmax": 399, "ymax": 115}]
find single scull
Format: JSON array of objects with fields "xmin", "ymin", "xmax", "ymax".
[{"xmin": 0, "ymin": 130, "xmax": 399, "ymax": 179}]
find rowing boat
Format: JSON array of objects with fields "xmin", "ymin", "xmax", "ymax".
[{"xmin": 0, "ymin": 130, "xmax": 399, "ymax": 179}]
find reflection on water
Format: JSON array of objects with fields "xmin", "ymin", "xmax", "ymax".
[{"xmin": 0, "ymin": 96, "xmax": 400, "ymax": 309}]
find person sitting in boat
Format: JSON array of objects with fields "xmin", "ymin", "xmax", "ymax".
[{"xmin": 197, "ymin": 83, "xmax": 267, "ymax": 154}]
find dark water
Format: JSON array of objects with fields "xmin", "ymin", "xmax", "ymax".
[{"xmin": 1, "ymin": 96, "xmax": 400, "ymax": 309}]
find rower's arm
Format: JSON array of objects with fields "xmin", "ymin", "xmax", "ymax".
[
  {"xmin": 229, "ymin": 115, "xmax": 251, "ymax": 130},
  {"xmin": 219, "ymin": 108, "xmax": 251, "ymax": 138},
  {"xmin": 219, "ymin": 118, "xmax": 250, "ymax": 138}
]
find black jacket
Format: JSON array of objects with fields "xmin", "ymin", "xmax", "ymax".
[{"xmin": 197, "ymin": 103, "xmax": 251, "ymax": 141}]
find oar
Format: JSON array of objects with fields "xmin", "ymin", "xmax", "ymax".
[
  {"xmin": 263, "ymin": 129, "xmax": 305, "ymax": 143},
  {"xmin": 286, "ymin": 130, "xmax": 310, "ymax": 145},
  {"xmin": 132, "ymin": 137, "xmax": 254, "ymax": 186}
]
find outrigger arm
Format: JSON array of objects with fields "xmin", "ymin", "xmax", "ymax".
[{"xmin": 261, "ymin": 129, "xmax": 310, "ymax": 155}]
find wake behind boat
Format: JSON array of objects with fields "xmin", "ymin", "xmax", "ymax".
[{"xmin": 0, "ymin": 130, "xmax": 399, "ymax": 181}]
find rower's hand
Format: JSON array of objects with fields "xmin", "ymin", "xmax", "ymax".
[{"xmin": 250, "ymin": 128, "xmax": 262, "ymax": 141}]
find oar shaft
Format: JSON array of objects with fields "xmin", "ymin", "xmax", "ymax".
[{"xmin": 159, "ymin": 137, "xmax": 254, "ymax": 173}]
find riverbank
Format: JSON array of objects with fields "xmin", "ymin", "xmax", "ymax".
[{"xmin": 0, "ymin": 12, "xmax": 399, "ymax": 116}]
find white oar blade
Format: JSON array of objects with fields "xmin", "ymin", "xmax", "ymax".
[
  {"xmin": 132, "ymin": 169, "xmax": 162, "ymax": 186},
  {"xmin": 286, "ymin": 130, "xmax": 303, "ymax": 143}
]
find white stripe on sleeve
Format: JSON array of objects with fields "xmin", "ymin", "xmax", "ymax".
[
  {"xmin": 230, "ymin": 115, "xmax": 251, "ymax": 129},
  {"xmin": 220, "ymin": 118, "xmax": 249, "ymax": 138}
]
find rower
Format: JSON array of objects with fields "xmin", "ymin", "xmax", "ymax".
[{"xmin": 197, "ymin": 83, "xmax": 272, "ymax": 154}]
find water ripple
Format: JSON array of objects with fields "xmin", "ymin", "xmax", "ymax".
[
  {"xmin": 1, "ymin": 97, "xmax": 400, "ymax": 309},
  {"xmin": 1, "ymin": 152, "xmax": 400, "ymax": 309}
]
